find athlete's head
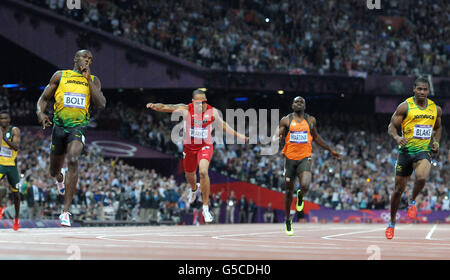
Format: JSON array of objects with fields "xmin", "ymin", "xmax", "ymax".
[
  {"xmin": 292, "ymin": 96, "xmax": 306, "ymax": 113},
  {"xmin": 0, "ymin": 109, "xmax": 10, "ymax": 128},
  {"xmin": 74, "ymin": 49, "xmax": 93, "ymax": 71},
  {"xmin": 192, "ymin": 88, "xmax": 207, "ymax": 113},
  {"xmin": 413, "ymin": 76, "xmax": 430, "ymax": 102}
]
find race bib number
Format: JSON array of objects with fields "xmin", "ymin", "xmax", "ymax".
[
  {"xmin": 290, "ymin": 131, "xmax": 308, "ymax": 143},
  {"xmin": 0, "ymin": 146, "xmax": 12, "ymax": 158},
  {"xmin": 64, "ymin": 92, "xmax": 86, "ymax": 109},
  {"xmin": 413, "ymin": 125, "xmax": 432, "ymax": 140},
  {"xmin": 190, "ymin": 127, "xmax": 208, "ymax": 139}
]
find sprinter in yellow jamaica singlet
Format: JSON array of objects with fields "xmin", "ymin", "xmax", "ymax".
[
  {"xmin": 36, "ymin": 50, "xmax": 106, "ymax": 227},
  {"xmin": 0, "ymin": 109, "xmax": 21, "ymax": 231},
  {"xmin": 385, "ymin": 76, "xmax": 443, "ymax": 239}
]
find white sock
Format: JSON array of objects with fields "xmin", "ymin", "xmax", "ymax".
[{"xmin": 203, "ymin": 205, "xmax": 209, "ymax": 212}]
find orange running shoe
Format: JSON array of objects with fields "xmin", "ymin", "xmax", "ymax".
[
  {"xmin": 385, "ymin": 225, "xmax": 394, "ymax": 239},
  {"xmin": 408, "ymin": 201, "xmax": 417, "ymax": 219},
  {"xmin": 13, "ymin": 218, "xmax": 20, "ymax": 231}
]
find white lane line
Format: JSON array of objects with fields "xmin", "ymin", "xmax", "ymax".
[
  {"xmin": 321, "ymin": 227, "xmax": 386, "ymax": 240},
  {"xmin": 320, "ymin": 224, "xmax": 450, "ymax": 246},
  {"xmin": 212, "ymin": 231, "xmax": 338, "ymax": 246},
  {"xmin": 426, "ymin": 224, "xmax": 438, "ymax": 240}
]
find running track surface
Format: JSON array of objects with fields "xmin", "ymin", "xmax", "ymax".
[{"xmin": 1, "ymin": 223, "xmax": 449, "ymax": 260}]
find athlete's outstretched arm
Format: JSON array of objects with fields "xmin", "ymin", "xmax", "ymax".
[
  {"xmin": 2, "ymin": 127, "xmax": 20, "ymax": 151},
  {"xmin": 388, "ymin": 102, "xmax": 409, "ymax": 146},
  {"xmin": 309, "ymin": 115, "xmax": 341, "ymax": 159},
  {"xmin": 431, "ymin": 106, "xmax": 443, "ymax": 153},
  {"xmin": 213, "ymin": 108, "xmax": 248, "ymax": 142},
  {"xmin": 271, "ymin": 115, "xmax": 289, "ymax": 143},
  {"xmin": 37, "ymin": 71, "xmax": 62, "ymax": 129},
  {"xmin": 146, "ymin": 103, "xmax": 188, "ymax": 113}
]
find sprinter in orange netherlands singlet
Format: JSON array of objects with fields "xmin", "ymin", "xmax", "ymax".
[
  {"xmin": 146, "ymin": 88, "xmax": 248, "ymax": 223},
  {"xmin": 278, "ymin": 96, "xmax": 341, "ymax": 236}
]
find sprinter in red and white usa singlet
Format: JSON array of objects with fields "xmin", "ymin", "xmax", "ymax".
[
  {"xmin": 183, "ymin": 102, "xmax": 215, "ymax": 172},
  {"xmin": 146, "ymin": 88, "xmax": 248, "ymax": 223}
]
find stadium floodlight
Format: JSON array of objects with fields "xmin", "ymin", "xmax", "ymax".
[{"xmin": 2, "ymin": 84, "xmax": 20, "ymax": 88}]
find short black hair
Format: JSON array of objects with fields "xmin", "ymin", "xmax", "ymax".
[
  {"xmin": 192, "ymin": 88, "xmax": 207, "ymax": 98},
  {"xmin": 75, "ymin": 49, "xmax": 92, "ymax": 58},
  {"xmin": 414, "ymin": 76, "xmax": 430, "ymax": 88},
  {"xmin": 0, "ymin": 108, "xmax": 10, "ymax": 115}
]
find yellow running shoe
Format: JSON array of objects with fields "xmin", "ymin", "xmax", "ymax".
[
  {"xmin": 285, "ymin": 220, "xmax": 294, "ymax": 236},
  {"xmin": 296, "ymin": 189, "xmax": 304, "ymax": 212}
]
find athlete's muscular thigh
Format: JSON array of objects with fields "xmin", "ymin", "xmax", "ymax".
[
  {"xmin": 298, "ymin": 171, "xmax": 312, "ymax": 189},
  {"xmin": 412, "ymin": 159, "xmax": 431, "ymax": 181},
  {"xmin": 66, "ymin": 140, "xmax": 84, "ymax": 164},
  {"xmin": 49, "ymin": 153, "xmax": 65, "ymax": 177}
]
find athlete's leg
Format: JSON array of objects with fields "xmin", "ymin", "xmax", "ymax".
[
  {"xmin": 0, "ymin": 174, "xmax": 6, "ymax": 220},
  {"xmin": 410, "ymin": 159, "xmax": 432, "ymax": 202},
  {"xmin": 185, "ymin": 172, "xmax": 197, "ymax": 191},
  {"xmin": 283, "ymin": 173, "xmax": 296, "ymax": 235},
  {"xmin": 284, "ymin": 177, "xmax": 295, "ymax": 221},
  {"xmin": 284, "ymin": 158, "xmax": 298, "ymax": 221},
  {"xmin": 389, "ymin": 175, "xmax": 409, "ymax": 224},
  {"xmin": 298, "ymin": 171, "xmax": 312, "ymax": 197},
  {"xmin": 62, "ymin": 140, "xmax": 83, "ymax": 212},
  {"xmin": 183, "ymin": 149, "xmax": 199, "ymax": 191},
  {"xmin": 49, "ymin": 126, "xmax": 66, "ymax": 183},
  {"xmin": 49, "ymin": 153, "xmax": 65, "ymax": 183},
  {"xmin": 12, "ymin": 191, "xmax": 20, "ymax": 219},
  {"xmin": 197, "ymin": 145, "xmax": 214, "ymax": 222},
  {"xmin": 198, "ymin": 159, "xmax": 211, "ymax": 206},
  {"xmin": 8, "ymin": 172, "xmax": 21, "ymax": 220},
  {"xmin": 0, "ymin": 173, "xmax": 5, "ymax": 208},
  {"xmin": 11, "ymin": 186, "xmax": 20, "ymax": 230}
]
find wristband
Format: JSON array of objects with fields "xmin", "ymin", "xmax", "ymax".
[{"xmin": 433, "ymin": 142, "xmax": 440, "ymax": 148}]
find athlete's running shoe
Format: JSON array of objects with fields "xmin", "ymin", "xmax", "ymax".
[
  {"xmin": 0, "ymin": 206, "xmax": 3, "ymax": 220},
  {"xmin": 408, "ymin": 200, "xmax": 417, "ymax": 219},
  {"xmin": 385, "ymin": 222, "xmax": 395, "ymax": 239},
  {"xmin": 57, "ymin": 168, "xmax": 66, "ymax": 195},
  {"xmin": 188, "ymin": 183, "xmax": 200, "ymax": 205},
  {"xmin": 296, "ymin": 189, "xmax": 304, "ymax": 212},
  {"xmin": 12, "ymin": 218, "xmax": 20, "ymax": 231},
  {"xmin": 59, "ymin": 211, "xmax": 71, "ymax": 227},
  {"xmin": 285, "ymin": 220, "xmax": 294, "ymax": 236},
  {"xmin": 202, "ymin": 207, "xmax": 213, "ymax": 223}
]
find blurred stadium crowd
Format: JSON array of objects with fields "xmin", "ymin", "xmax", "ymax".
[{"xmin": 25, "ymin": 0, "xmax": 450, "ymax": 76}]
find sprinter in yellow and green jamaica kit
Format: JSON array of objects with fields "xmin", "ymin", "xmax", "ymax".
[
  {"xmin": 37, "ymin": 50, "xmax": 106, "ymax": 227},
  {"xmin": 385, "ymin": 76, "xmax": 442, "ymax": 240},
  {"xmin": 0, "ymin": 109, "xmax": 21, "ymax": 231}
]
